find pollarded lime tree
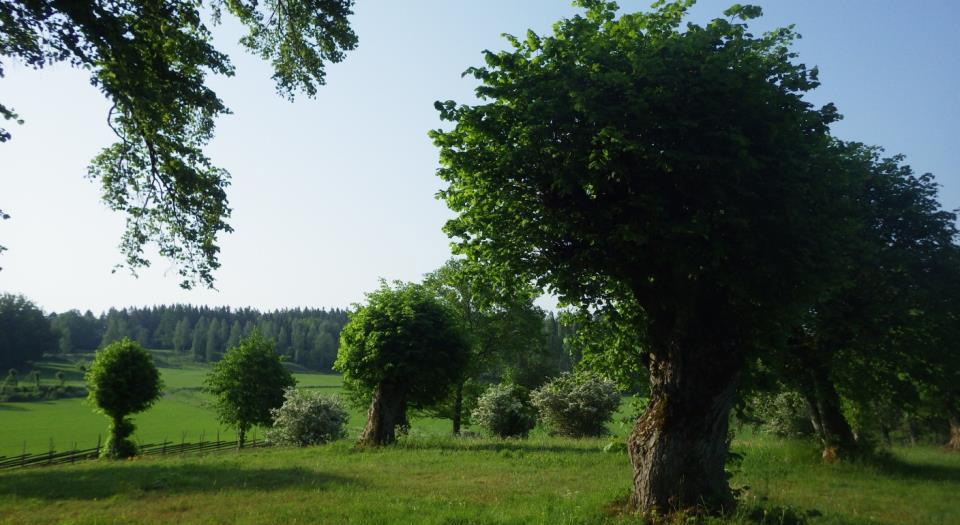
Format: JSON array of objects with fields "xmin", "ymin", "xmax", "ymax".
[
  {"xmin": 204, "ymin": 332, "xmax": 295, "ymax": 448},
  {"xmin": 431, "ymin": 1, "xmax": 859, "ymax": 514},
  {"xmin": 771, "ymin": 144, "xmax": 958, "ymax": 459},
  {"xmin": 85, "ymin": 338, "xmax": 163, "ymax": 458},
  {"xmin": 335, "ymin": 281, "xmax": 469, "ymax": 446}
]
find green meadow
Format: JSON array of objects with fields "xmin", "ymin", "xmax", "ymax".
[
  {"xmin": 2, "ymin": 357, "xmax": 959, "ymax": 524},
  {"xmin": 0, "ymin": 434, "xmax": 957, "ymax": 525},
  {"xmin": 0, "ymin": 356, "xmax": 459, "ymax": 457}
]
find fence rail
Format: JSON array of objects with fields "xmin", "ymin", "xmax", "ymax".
[{"xmin": 0, "ymin": 435, "xmax": 269, "ymax": 471}]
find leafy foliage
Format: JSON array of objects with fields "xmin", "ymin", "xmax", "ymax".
[
  {"xmin": 85, "ymin": 338, "xmax": 163, "ymax": 458},
  {"xmin": 744, "ymin": 391, "xmax": 815, "ymax": 439},
  {"xmin": 471, "ymin": 383, "xmax": 536, "ymax": 438},
  {"xmin": 266, "ymin": 387, "xmax": 349, "ymax": 446},
  {"xmin": 0, "ymin": 293, "xmax": 55, "ymax": 369},
  {"xmin": 0, "ymin": 0, "xmax": 357, "ymax": 287},
  {"xmin": 334, "ymin": 281, "xmax": 469, "ymax": 410},
  {"xmin": 431, "ymin": 0, "xmax": 866, "ymax": 509},
  {"xmin": 204, "ymin": 332, "xmax": 295, "ymax": 445},
  {"xmin": 531, "ymin": 372, "xmax": 619, "ymax": 438}
]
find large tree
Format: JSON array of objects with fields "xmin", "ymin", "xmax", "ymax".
[
  {"xmin": 335, "ymin": 281, "xmax": 469, "ymax": 446},
  {"xmin": 1, "ymin": 0, "xmax": 357, "ymax": 287},
  {"xmin": 773, "ymin": 145, "xmax": 958, "ymax": 458},
  {"xmin": 431, "ymin": 1, "xmax": 859, "ymax": 514}
]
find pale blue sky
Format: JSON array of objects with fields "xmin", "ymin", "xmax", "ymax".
[{"xmin": 1, "ymin": 1, "xmax": 958, "ymax": 314}]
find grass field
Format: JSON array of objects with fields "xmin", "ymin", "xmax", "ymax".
[
  {"xmin": 3, "ymin": 356, "xmax": 958, "ymax": 524},
  {"xmin": 0, "ymin": 356, "xmax": 465, "ymax": 457},
  {"xmin": 0, "ymin": 434, "xmax": 957, "ymax": 524}
]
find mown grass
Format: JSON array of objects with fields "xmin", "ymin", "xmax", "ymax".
[{"xmin": 0, "ymin": 434, "xmax": 957, "ymax": 525}]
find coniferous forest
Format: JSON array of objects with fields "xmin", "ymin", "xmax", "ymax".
[{"xmin": 5, "ymin": 301, "xmax": 573, "ymax": 376}]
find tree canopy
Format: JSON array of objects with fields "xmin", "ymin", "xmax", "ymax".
[
  {"xmin": 85, "ymin": 338, "xmax": 163, "ymax": 458},
  {"xmin": 204, "ymin": 331, "xmax": 295, "ymax": 447},
  {"xmin": 335, "ymin": 281, "xmax": 469, "ymax": 445},
  {"xmin": 0, "ymin": 293, "xmax": 55, "ymax": 369},
  {"xmin": 1, "ymin": 0, "xmax": 357, "ymax": 287},
  {"xmin": 431, "ymin": 0, "xmax": 865, "ymax": 513},
  {"xmin": 422, "ymin": 259, "xmax": 553, "ymax": 433}
]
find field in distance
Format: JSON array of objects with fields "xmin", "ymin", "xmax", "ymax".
[{"xmin": 0, "ymin": 352, "xmax": 396, "ymax": 457}]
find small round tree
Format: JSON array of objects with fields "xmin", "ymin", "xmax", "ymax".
[
  {"xmin": 471, "ymin": 383, "xmax": 536, "ymax": 438},
  {"xmin": 335, "ymin": 281, "xmax": 470, "ymax": 446},
  {"xmin": 85, "ymin": 338, "xmax": 163, "ymax": 458},
  {"xmin": 204, "ymin": 332, "xmax": 295, "ymax": 448}
]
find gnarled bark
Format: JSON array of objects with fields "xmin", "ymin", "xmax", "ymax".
[
  {"xmin": 947, "ymin": 403, "xmax": 960, "ymax": 451},
  {"xmin": 808, "ymin": 366, "xmax": 856, "ymax": 459},
  {"xmin": 627, "ymin": 343, "xmax": 740, "ymax": 515},
  {"xmin": 795, "ymin": 354, "xmax": 857, "ymax": 460},
  {"xmin": 359, "ymin": 383, "xmax": 406, "ymax": 446}
]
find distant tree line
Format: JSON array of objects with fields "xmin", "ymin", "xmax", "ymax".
[
  {"xmin": 48, "ymin": 305, "xmax": 350, "ymax": 370},
  {"xmin": 3, "ymin": 297, "xmax": 576, "ymax": 374}
]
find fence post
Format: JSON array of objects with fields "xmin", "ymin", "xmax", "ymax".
[
  {"xmin": 71, "ymin": 442, "xmax": 77, "ymax": 464},
  {"xmin": 48, "ymin": 438, "xmax": 54, "ymax": 465},
  {"xmin": 162, "ymin": 438, "xmax": 167, "ymax": 456},
  {"xmin": 21, "ymin": 441, "xmax": 26, "ymax": 467},
  {"xmin": 180, "ymin": 431, "xmax": 187, "ymax": 455},
  {"xmin": 95, "ymin": 434, "xmax": 101, "ymax": 458}
]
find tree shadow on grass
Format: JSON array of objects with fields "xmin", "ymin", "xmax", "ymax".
[
  {"xmin": 394, "ymin": 438, "xmax": 603, "ymax": 455},
  {"xmin": 0, "ymin": 463, "xmax": 364, "ymax": 500},
  {"xmin": 0, "ymin": 404, "xmax": 27, "ymax": 411},
  {"xmin": 869, "ymin": 451, "xmax": 960, "ymax": 484}
]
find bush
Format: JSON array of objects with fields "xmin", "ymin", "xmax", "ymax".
[
  {"xmin": 746, "ymin": 391, "xmax": 814, "ymax": 439},
  {"xmin": 531, "ymin": 373, "xmax": 620, "ymax": 437},
  {"xmin": 267, "ymin": 388, "xmax": 349, "ymax": 446},
  {"xmin": 471, "ymin": 383, "xmax": 536, "ymax": 438}
]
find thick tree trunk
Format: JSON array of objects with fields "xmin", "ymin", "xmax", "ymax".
[
  {"xmin": 801, "ymin": 391, "xmax": 824, "ymax": 439},
  {"xmin": 946, "ymin": 403, "xmax": 960, "ymax": 451},
  {"xmin": 798, "ymin": 362, "xmax": 857, "ymax": 460},
  {"xmin": 359, "ymin": 383, "xmax": 406, "ymax": 446},
  {"xmin": 452, "ymin": 382, "xmax": 464, "ymax": 435},
  {"xmin": 627, "ymin": 343, "xmax": 740, "ymax": 515}
]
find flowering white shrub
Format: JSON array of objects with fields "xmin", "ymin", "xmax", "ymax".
[
  {"xmin": 471, "ymin": 383, "xmax": 536, "ymax": 438},
  {"xmin": 531, "ymin": 373, "xmax": 620, "ymax": 437},
  {"xmin": 267, "ymin": 388, "xmax": 349, "ymax": 446}
]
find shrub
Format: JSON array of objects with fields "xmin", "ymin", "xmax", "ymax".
[
  {"xmin": 267, "ymin": 388, "xmax": 349, "ymax": 446},
  {"xmin": 471, "ymin": 383, "xmax": 536, "ymax": 438},
  {"xmin": 746, "ymin": 391, "xmax": 814, "ymax": 439},
  {"xmin": 531, "ymin": 372, "xmax": 620, "ymax": 437}
]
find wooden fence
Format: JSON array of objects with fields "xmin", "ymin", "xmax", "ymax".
[{"xmin": 0, "ymin": 433, "xmax": 269, "ymax": 471}]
